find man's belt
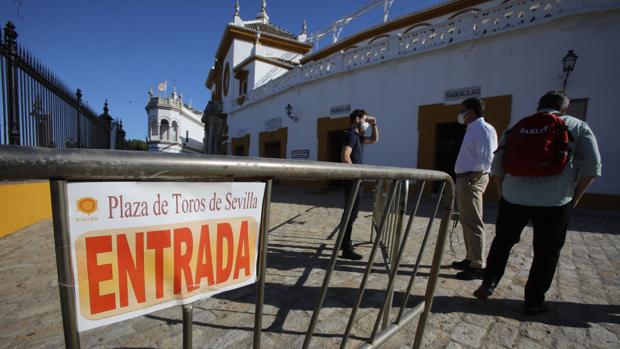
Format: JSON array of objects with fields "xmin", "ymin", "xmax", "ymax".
[{"xmin": 455, "ymin": 171, "xmax": 489, "ymax": 178}]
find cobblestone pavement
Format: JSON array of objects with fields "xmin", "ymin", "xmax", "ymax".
[{"xmin": 0, "ymin": 187, "xmax": 618, "ymax": 348}]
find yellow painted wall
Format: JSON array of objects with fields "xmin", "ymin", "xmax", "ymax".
[{"xmin": 0, "ymin": 181, "xmax": 51, "ymax": 237}]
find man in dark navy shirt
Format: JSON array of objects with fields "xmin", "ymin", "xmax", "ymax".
[{"xmin": 340, "ymin": 109, "xmax": 379, "ymax": 260}]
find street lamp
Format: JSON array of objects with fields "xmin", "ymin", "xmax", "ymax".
[
  {"xmin": 562, "ymin": 49, "xmax": 578, "ymax": 91},
  {"xmin": 285, "ymin": 103, "xmax": 298, "ymax": 122}
]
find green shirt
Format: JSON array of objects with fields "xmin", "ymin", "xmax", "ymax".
[{"xmin": 491, "ymin": 110, "xmax": 602, "ymax": 207}]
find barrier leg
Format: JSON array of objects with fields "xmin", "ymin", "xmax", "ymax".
[
  {"xmin": 50, "ymin": 180, "xmax": 81, "ymax": 349},
  {"xmin": 397, "ymin": 182, "xmax": 443, "ymax": 322},
  {"xmin": 339, "ymin": 180, "xmax": 400, "ymax": 349},
  {"xmin": 371, "ymin": 181, "xmax": 420, "ymax": 342},
  {"xmin": 253, "ymin": 179, "xmax": 272, "ymax": 349},
  {"xmin": 302, "ymin": 179, "xmax": 362, "ymax": 349},
  {"xmin": 183, "ymin": 304, "xmax": 193, "ymax": 349},
  {"xmin": 412, "ymin": 181, "xmax": 453, "ymax": 349}
]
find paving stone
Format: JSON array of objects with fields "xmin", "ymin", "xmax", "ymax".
[
  {"xmin": 445, "ymin": 341, "xmax": 464, "ymax": 349},
  {"xmin": 515, "ymin": 337, "xmax": 549, "ymax": 349},
  {"xmin": 480, "ymin": 343, "xmax": 509, "ymax": 349},
  {"xmin": 450, "ymin": 322, "xmax": 487, "ymax": 347},
  {"xmin": 485, "ymin": 321, "xmax": 519, "ymax": 348},
  {"xmin": 554, "ymin": 337, "xmax": 587, "ymax": 349},
  {"xmin": 561, "ymin": 327, "xmax": 590, "ymax": 346},
  {"xmin": 589, "ymin": 323, "xmax": 618, "ymax": 347}
]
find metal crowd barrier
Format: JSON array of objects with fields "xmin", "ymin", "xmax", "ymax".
[{"xmin": 0, "ymin": 145, "xmax": 455, "ymax": 349}]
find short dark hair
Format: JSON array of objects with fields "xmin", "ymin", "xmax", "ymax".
[
  {"xmin": 350, "ymin": 109, "xmax": 367, "ymax": 123},
  {"xmin": 461, "ymin": 97, "xmax": 485, "ymax": 117},
  {"xmin": 538, "ymin": 90, "xmax": 569, "ymax": 111}
]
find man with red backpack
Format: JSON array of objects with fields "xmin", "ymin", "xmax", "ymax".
[{"xmin": 473, "ymin": 91, "xmax": 601, "ymax": 315}]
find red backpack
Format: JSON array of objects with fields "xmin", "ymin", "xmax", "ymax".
[{"xmin": 502, "ymin": 112, "xmax": 573, "ymax": 176}]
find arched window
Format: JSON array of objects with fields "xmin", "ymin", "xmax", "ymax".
[
  {"xmin": 368, "ymin": 35, "xmax": 390, "ymax": 44},
  {"xmin": 448, "ymin": 8, "xmax": 480, "ymax": 20},
  {"xmin": 160, "ymin": 120, "xmax": 170, "ymax": 141},
  {"xmin": 172, "ymin": 121, "xmax": 179, "ymax": 142},
  {"xmin": 403, "ymin": 23, "xmax": 431, "ymax": 34}
]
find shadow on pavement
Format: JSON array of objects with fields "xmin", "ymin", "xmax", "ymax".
[
  {"xmin": 431, "ymin": 295, "xmax": 620, "ymax": 327},
  {"xmin": 145, "ymin": 284, "xmax": 618, "ymax": 341}
]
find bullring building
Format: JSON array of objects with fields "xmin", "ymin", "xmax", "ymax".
[{"xmin": 203, "ymin": 0, "xmax": 620, "ymax": 209}]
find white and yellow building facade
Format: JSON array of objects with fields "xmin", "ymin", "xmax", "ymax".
[{"xmin": 205, "ymin": 0, "xmax": 620, "ymax": 209}]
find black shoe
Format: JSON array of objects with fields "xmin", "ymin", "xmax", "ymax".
[
  {"xmin": 456, "ymin": 267, "xmax": 484, "ymax": 280},
  {"xmin": 473, "ymin": 281, "xmax": 496, "ymax": 300},
  {"xmin": 451, "ymin": 259, "xmax": 471, "ymax": 270},
  {"xmin": 523, "ymin": 303, "xmax": 550, "ymax": 316},
  {"xmin": 341, "ymin": 249, "xmax": 363, "ymax": 260}
]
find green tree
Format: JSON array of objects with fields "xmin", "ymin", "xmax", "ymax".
[{"xmin": 127, "ymin": 139, "xmax": 148, "ymax": 151}]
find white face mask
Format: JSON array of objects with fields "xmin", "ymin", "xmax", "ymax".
[
  {"xmin": 360, "ymin": 121, "xmax": 370, "ymax": 132},
  {"xmin": 457, "ymin": 112, "xmax": 466, "ymax": 125}
]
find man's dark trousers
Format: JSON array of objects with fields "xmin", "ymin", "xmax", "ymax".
[
  {"xmin": 483, "ymin": 198, "xmax": 573, "ymax": 306},
  {"xmin": 341, "ymin": 180, "xmax": 362, "ymax": 251}
]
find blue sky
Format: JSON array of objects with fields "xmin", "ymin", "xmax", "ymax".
[{"xmin": 1, "ymin": 0, "xmax": 441, "ymax": 140}]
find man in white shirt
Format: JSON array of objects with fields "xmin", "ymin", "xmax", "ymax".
[{"xmin": 452, "ymin": 97, "xmax": 498, "ymax": 280}]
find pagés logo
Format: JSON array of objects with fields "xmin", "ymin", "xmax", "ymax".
[{"xmin": 77, "ymin": 197, "xmax": 98, "ymax": 215}]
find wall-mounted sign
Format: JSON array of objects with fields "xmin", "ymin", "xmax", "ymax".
[
  {"xmin": 330, "ymin": 104, "xmax": 351, "ymax": 115},
  {"xmin": 291, "ymin": 149, "xmax": 310, "ymax": 159},
  {"xmin": 67, "ymin": 182, "xmax": 265, "ymax": 331},
  {"xmin": 265, "ymin": 117, "xmax": 282, "ymax": 131},
  {"xmin": 444, "ymin": 86, "xmax": 481, "ymax": 101}
]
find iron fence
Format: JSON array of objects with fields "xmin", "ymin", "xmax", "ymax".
[
  {"xmin": 0, "ymin": 22, "xmax": 111, "ymax": 149},
  {"xmin": 0, "ymin": 145, "xmax": 456, "ymax": 349}
]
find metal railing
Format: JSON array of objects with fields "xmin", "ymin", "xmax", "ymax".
[
  {"xmin": 231, "ymin": 0, "xmax": 607, "ymax": 112},
  {"xmin": 0, "ymin": 145, "xmax": 455, "ymax": 349},
  {"xmin": 1, "ymin": 22, "xmax": 111, "ymax": 149}
]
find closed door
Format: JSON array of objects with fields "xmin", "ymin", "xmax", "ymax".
[{"xmin": 264, "ymin": 141, "xmax": 281, "ymax": 158}]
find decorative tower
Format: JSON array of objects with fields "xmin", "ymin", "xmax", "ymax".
[
  {"xmin": 233, "ymin": 0, "xmax": 243, "ymax": 25},
  {"xmin": 298, "ymin": 19, "xmax": 308, "ymax": 42},
  {"xmin": 256, "ymin": 0, "xmax": 269, "ymax": 23}
]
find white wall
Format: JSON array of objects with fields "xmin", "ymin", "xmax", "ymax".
[
  {"xmin": 223, "ymin": 39, "xmax": 297, "ymax": 105},
  {"xmin": 228, "ymin": 10, "xmax": 620, "ymax": 196},
  {"xmin": 253, "ymin": 60, "xmax": 289, "ymax": 88}
]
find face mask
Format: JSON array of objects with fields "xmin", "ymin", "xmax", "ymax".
[
  {"xmin": 360, "ymin": 121, "xmax": 370, "ymax": 132},
  {"xmin": 457, "ymin": 112, "xmax": 466, "ymax": 125}
]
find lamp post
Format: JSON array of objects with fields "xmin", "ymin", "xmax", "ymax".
[
  {"xmin": 285, "ymin": 104, "xmax": 298, "ymax": 122},
  {"xmin": 562, "ymin": 49, "xmax": 578, "ymax": 91}
]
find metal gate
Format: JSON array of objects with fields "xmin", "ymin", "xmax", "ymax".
[{"xmin": 0, "ymin": 145, "xmax": 455, "ymax": 349}]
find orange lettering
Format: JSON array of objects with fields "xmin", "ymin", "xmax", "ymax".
[
  {"xmin": 173, "ymin": 228, "xmax": 196, "ymax": 294},
  {"xmin": 85, "ymin": 235, "xmax": 115, "ymax": 315},
  {"xmin": 147, "ymin": 230, "xmax": 171, "ymax": 299},
  {"xmin": 195, "ymin": 225, "xmax": 215, "ymax": 286},
  {"xmin": 233, "ymin": 221, "xmax": 251, "ymax": 279},
  {"xmin": 117, "ymin": 233, "xmax": 146, "ymax": 307},
  {"xmin": 216, "ymin": 223, "xmax": 234, "ymax": 284}
]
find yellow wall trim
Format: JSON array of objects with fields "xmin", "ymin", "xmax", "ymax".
[{"xmin": 0, "ymin": 181, "xmax": 51, "ymax": 237}]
